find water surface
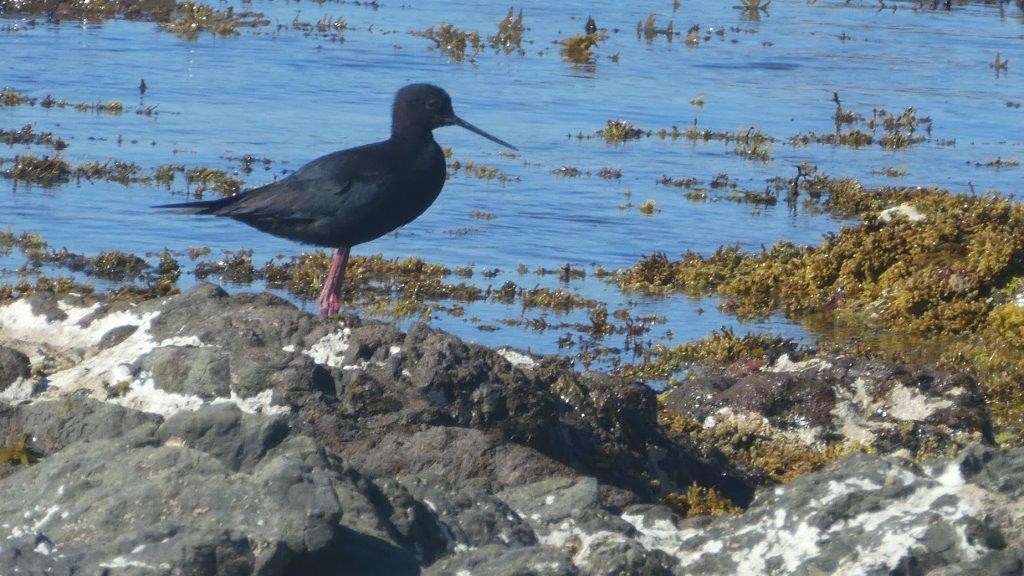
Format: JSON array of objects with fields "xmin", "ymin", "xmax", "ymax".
[{"xmin": 1, "ymin": 0, "xmax": 1021, "ymax": 361}]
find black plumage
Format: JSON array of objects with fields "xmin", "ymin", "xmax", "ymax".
[{"xmin": 158, "ymin": 84, "xmax": 516, "ymax": 315}]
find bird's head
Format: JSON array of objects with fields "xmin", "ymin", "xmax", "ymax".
[{"xmin": 392, "ymin": 83, "xmax": 517, "ymax": 151}]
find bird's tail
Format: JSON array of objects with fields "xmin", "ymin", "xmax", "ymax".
[{"xmin": 153, "ymin": 194, "xmax": 242, "ymax": 215}]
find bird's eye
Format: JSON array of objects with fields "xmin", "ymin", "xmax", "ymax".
[{"xmin": 425, "ymin": 99, "xmax": 440, "ymax": 111}]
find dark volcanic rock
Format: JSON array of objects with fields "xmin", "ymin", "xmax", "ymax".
[
  {"xmin": 0, "ymin": 403, "xmax": 438, "ymax": 575},
  {"xmin": 426, "ymin": 545, "xmax": 577, "ymax": 576},
  {"xmin": 1, "ymin": 287, "xmax": 1019, "ymax": 576},
  {"xmin": 305, "ymin": 320, "xmax": 754, "ymax": 507},
  {"xmin": 662, "ymin": 353, "xmax": 993, "ymax": 458},
  {"xmin": 96, "ymin": 324, "xmax": 138, "ymax": 349},
  {"xmin": 140, "ymin": 284, "xmax": 337, "ymax": 408}
]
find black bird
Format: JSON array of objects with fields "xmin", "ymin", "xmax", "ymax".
[{"xmin": 158, "ymin": 84, "xmax": 517, "ymax": 316}]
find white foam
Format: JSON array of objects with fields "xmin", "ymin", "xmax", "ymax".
[
  {"xmin": 211, "ymin": 388, "xmax": 290, "ymax": 416},
  {"xmin": 538, "ymin": 519, "xmax": 628, "ymax": 567},
  {"xmin": 0, "ymin": 300, "xmax": 149, "ymax": 357},
  {"xmin": 99, "ymin": 556, "xmax": 155, "ymax": 570},
  {"xmin": 767, "ymin": 354, "xmax": 831, "ymax": 373},
  {"xmin": 886, "ymin": 385, "xmax": 953, "ymax": 421},
  {"xmin": 1, "ymin": 298, "xmax": 289, "ymax": 417},
  {"xmin": 302, "ymin": 328, "xmax": 351, "ymax": 367},
  {"xmin": 879, "ymin": 203, "xmax": 926, "ymax": 223},
  {"xmin": 497, "ymin": 347, "xmax": 535, "ymax": 369}
]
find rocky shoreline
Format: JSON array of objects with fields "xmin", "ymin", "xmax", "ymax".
[{"xmin": 1, "ymin": 284, "xmax": 1021, "ymax": 575}]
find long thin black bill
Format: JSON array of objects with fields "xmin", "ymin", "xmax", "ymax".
[{"xmin": 451, "ymin": 116, "xmax": 518, "ymax": 151}]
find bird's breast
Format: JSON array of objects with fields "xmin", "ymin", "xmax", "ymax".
[{"xmin": 394, "ymin": 144, "xmax": 446, "ymax": 214}]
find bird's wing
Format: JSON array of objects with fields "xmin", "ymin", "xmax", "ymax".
[{"xmin": 216, "ymin": 144, "xmax": 393, "ymax": 229}]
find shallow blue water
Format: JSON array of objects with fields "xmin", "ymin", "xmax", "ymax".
[{"xmin": 1, "ymin": 0, "xmax": 1021, "ymax": 358}]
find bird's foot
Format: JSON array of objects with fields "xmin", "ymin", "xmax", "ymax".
[{"xmin": 318, "ymin": 292, "xmax": 341, "ymax": 317}]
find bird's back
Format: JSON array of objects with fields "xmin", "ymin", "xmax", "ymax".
[{"xmin": 211, "ymin": 137, "xmax": 447, "ymax": 248}]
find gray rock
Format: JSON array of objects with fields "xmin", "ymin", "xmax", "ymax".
[
  {"xmin": 142, "ymin": 345, "xmax": 232, "ymax": 399},
  {"xmin": 618, "ymin": 447, "xmax": 1024, "ymax": 576},
  {"xmin": 0, "ymin": 403, "xmax": 431, "ymax": 575},
  {"xmin": 425, "ymin": 544, "xmax": 578, "ymax": 576},
  {"xmin": 498, "ymin": 477, "xmax": 676, "ymax": 576},
  {"xmin": 399, "ymin": 481, "xmax": 537, "ymax": 550},
  {"xmin": 309, "ymin": 321, "xmax": 753, "ymax": 507},
  {"xmin": 499, "ymin": 476, "xmax": 601, "ymax": 526},
  {"xmin": 5, "ymin": 287, "xmax": 1019, "ymax": 576},
  {"xmin": 156, "ymin": 402, "xmax": 289, "ymax": 472},
  {"xmin": 0, "ymin": 345, "xmax": 30, "ymax": 390},
  {"xmin": 661, "ymin": 352, "xmax": 993, "ymax": 461},
  {"xmin": 97, "ymin": 324, "xmax": 139, "ymax": 349},
  {"xmin": 0, "ymin": 397, "xmax": 161, "ymax": 456}
]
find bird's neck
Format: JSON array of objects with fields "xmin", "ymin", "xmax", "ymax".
[{"xmin": 390, "ymin": 128, "xmax": 436, "ymax": 151}]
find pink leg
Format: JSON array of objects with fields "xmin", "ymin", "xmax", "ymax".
[{"xmin": 318, "ymin": 247, "xmax": 350, "ymax": 316}]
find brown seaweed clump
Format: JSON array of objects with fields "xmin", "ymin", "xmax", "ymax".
[
  {"xmin": 185, "ymin": 167, "xmax": 244, "ymax": 198},
  {"xmin": 597, "ymin": 120, "xmax": 646, "ymax": 143},
  {"xmin": 0, "ymin": 154, "xmax": 71, "ymax": 187},
  {"xmin": 160, "ymin": 3, "xmax": 248, "ymax": 39},
  {"xmin": 560, "ymin": 30, "xmax": 605, "ymax": 65},
  {"xmin": 413, "ymin": 23, "xmax": 483, "ymax": 63},
  {"xmin": 618, "ymin": 178, "xmax": 1024, "ymax": 439},
  {"xmin": 0, "ymin": 433, "xmax": 33, "ymax": 468},
  {"xmin": 0, "ymin": 125, "xmax": 68, "ymax": 150},
  {"xmin": 489, "ymin": 8, "xmax": 524, "ymax": 54}
]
